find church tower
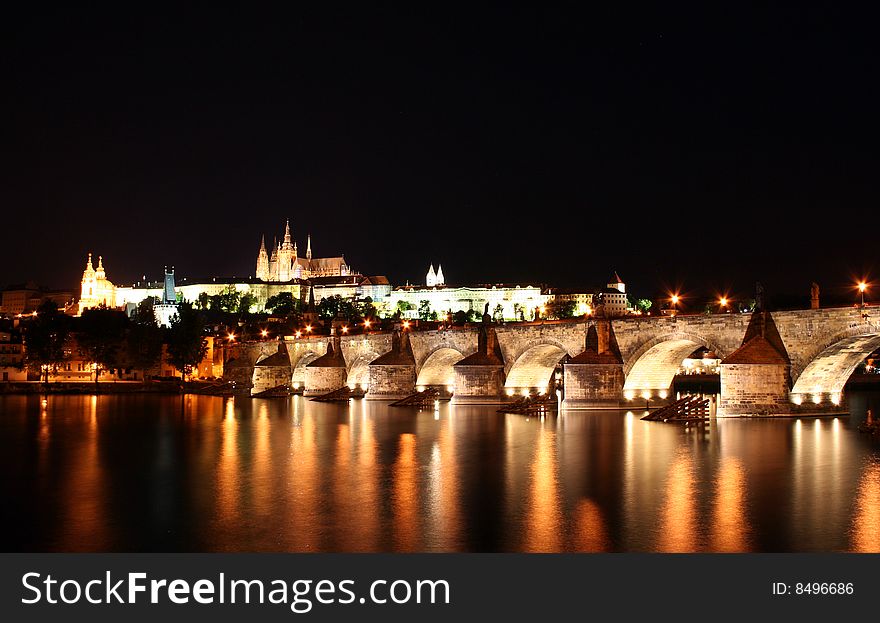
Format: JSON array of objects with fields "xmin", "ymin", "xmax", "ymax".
[
  {"xmin": 79, "ymin": 253, "xmax": 96, "ymax": 307},
  {"xmin": 278, "ymin": 219, "xmax": 294, "ymax": 282},
  {"xmin": 256, "ymin": 236, "xmax": 269, "ymax": 281},
  {"xmin": 269, "ymin": 238, "xmax": 279, "ymax": 281},
  {"xmin": 426, "ymin": 264, "xmax": 437, "ymax": 287},
  {"xmin": 436, "ymin": 264, "xmax": 445, "ymax": 286},
  {"xmin": 306, "ymin": 234, "xmax": 312, "ymax": 261}
]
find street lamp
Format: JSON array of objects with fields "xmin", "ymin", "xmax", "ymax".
[
  {"xmin": 363, "ymin": 319, "xmax": 371, "ymax": 329},
  {"xmin": 227, "ymin": 332, "xmax": 236, "ymax": 342},
  {"xmin": 670, "ymin": 294, "xmax": 680, "ymax": 316},
  {"xmin": 261, "ymin": 329, "xmax": 268, "ymax": 338},
  {"xmin": 719, "ymin": 296, "xmax": 728, "ymax": 312},
  {"xmin": 858, "ymin": 281, "xmax": 868, "ymax": 319}
]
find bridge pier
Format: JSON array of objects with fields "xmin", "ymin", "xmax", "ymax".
[
  {"xmin": 562, "ymin": 322, "xmax": 625, "ymax": 409},
  {"xmin": 452, "ymin": 323, "xmax": 507, "ymax": 404},
  {"xmin": 304, "ymin": 340, "xmax": 347, "ymax": 397},
  {"xmin": 366, "ymin": 331, "xmax": 417, "ymax": 400},
  {"xmin": 717, "ymin": 315, "xmax": 793, "ymax": 416}
]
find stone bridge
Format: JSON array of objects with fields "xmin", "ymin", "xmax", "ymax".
[{"xmin": 226, "ymin": 306, "xmax": 880, "ymax": 415}]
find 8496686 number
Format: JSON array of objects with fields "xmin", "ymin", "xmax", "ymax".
[{"xmin": 795, "ymin": 583, "xmax": 853, "ymax": 595}]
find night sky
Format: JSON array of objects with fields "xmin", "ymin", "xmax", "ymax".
[{"xmin": 2, "ymin": 5, "xmax": 878, "ymax": 306}]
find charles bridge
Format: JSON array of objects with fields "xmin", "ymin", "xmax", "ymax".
[{"xmin": 223, "ymin": 306, "xmax": 880, "ymax": 415}]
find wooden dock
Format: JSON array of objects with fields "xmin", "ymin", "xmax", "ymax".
[
  {"xmin": 390, "ymin": 388, "xmax": 450, "ymax": 408},
  {"xmin": 641, "ymin": 395, "xmax": 712, "ymax": 422},
  {"xmin": 251, "ymin": 384, "xmax": 291, "ymax": 398},
  {"xmin": 310, "ymin": 386, "xmax": 366, "ymax": 402},
  {"xmin": 498, "ymin": 393, "xmax": 558, "ymax": 416}
]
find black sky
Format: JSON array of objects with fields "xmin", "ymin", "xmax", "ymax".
[{"xmin": 2, "ymin": 4, "xmax": 878, "ymax": 304}]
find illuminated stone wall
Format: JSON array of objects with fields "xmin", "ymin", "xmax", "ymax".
[
  {"xmin": 366, "ymin": 364, "xmax": 416, "ymax": 400},
  {"xmin": 304, "ymin": 366, "xmax": 347, "ymax": 396},
  {"xmin": 452, "ymin": 365, "xmax": 505, "ymax": 404},
  {"xmin": 385, "ymin": 285, "xmax": 547, "ymax": 321},
  {"xmin": 719, "ymin": 363, "xmax": 791, "ymax": 416}
]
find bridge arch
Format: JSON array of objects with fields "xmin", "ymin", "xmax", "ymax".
[
  {"xmin": 346, "ymin": 351, "xmax": 382, "ymax": 389},
  {"xmin": 622, "ymin": 332, "xmax": 723, "ymax": 397},
  {"xmin": 290, "ymin": 350, "xmax": 321, "ymax": 386},
  {"xmin": 791, "ymin": 330, "xmax": 880, "ymax": 400},
  {"xmin": 416, "ymin": 346, "xmax": 465, "ymax": 389},
  {"xmin": 504, "ymin": 340, "xmax": 570, "ymax": 391}
]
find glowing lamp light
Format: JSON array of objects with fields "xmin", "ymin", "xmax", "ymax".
[
  {"xmin": 671, "ymin": 294, "xmax": 680, "ymax": 305},
  {"xmin": 812, "ymin": 394, "xmax": 822, "ymax": 404},
  {"xmin": 641, "ymin": 390, "xmax": 651, "ymax": 400},
  {"xmin": 341, "ymin": 325, "xmax": 349, "ymax": 334},
  {"xmin": 363, "ymin": 319, "xmax": 371, "ymax": 328},
  {"xmin": 261, "ymin": 329, "xmax": 268, "ymax": 338},
  {"xmin": 295, "ymin": 331, "xmax": 302, "ymax": 338},
  {"xmin": 305, "ymin": 325, "xmax": 312, "ymax": 333},
  {"xmin": 293, "ymin": 382, "xmax": 300, "ymax": 389},
  {"xmin": 403, "ymin": 320, "xmax": 411, "ymax": 329},
  {"xmin": 521, "ymin": 388, "xmax": 530, "ymax": 397},
  {"xmin": 719, "ymin": 297, "xmax": 728, "ymax": 307},
  {"xmin": 659, "ymin": 390, "xmax": 668, "ymax": 399},
  {"xmin": 446, "ymin": 385, "xmax": 454, "ymax": 393},
  {"xmin": 792, "ymin": 394, "xmax": 803, "ymax": 405},
  {"xmin": 859, "ymin": 282, "xmax": 868, "ymax": 293},
  {"xmin": 624, "ymin": 390, "xmax": 635, "ymax": 401},
  {"xmin": 227, "ymin": 333, "xmax": 236, "ymax": 342},
  {"xmin": 505, "ymin": 388, "xmax": 515, "ymax": 396},
  {"xmin": 831, "ymin": 393, "xmax": 841, "ymax": 405},
  {"xmin": 416, "ymin": 385, "xmax": 425, "ymax": 392}
]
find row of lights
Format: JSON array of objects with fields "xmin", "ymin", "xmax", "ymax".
[
  {"xmin": 791, "ymin": 393, "xmax": 842, "ymax": 406},
  {"xmin": 666, "ymin": 280, "xmax": 870, "ymax": 313},
  {"xmin": 624, "ymin": 389, "xmax": 669, "ymax": 401}
]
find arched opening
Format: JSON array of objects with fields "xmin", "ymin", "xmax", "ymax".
[
  {"xmin": 623, "ymin": 338, "xmax": 711, "ymax": 399},
  {"xmin": 791, "ymin": 333, "xmax": 880, "ymax": 404},
  {"xmin": 416, "ymin": 347, "xmax": 465, "ymax": 391},
  {"xmin": 505, "ymin": 343, "xmax": 568, "ymax": 394},
  {"xmin": 290, "ymin": 351, "xmax": 320, "ymax": 388},
  {"xmin": 346, "ymin": 353, "xmax": 379, "ymax": 390}
]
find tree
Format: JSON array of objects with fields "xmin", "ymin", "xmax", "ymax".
[
  {"xmin": 166, "ymin": 302, "xmax": 207, "ymax": 381},
  {"xmin": 513, "ymin": 302, "xmax": 525, "ymax": 321},
  {"xmin": 318, "ymin": 295, "xmax": 360, "ymax": 322},
  {"xmin": 634, "ymin": 298, "xmax": 653, "ymax": 313},
  {"xmin": 417, "ymin": 300, "xmax": 433, "ymax": 321},
  {"xmin": 78, "ymin": 308, "xmax": 128, "ymax": 382},
  {"xmin": 127, "ymin": 299, "xmax": 163, "ymax": 382},
  {"xmin": 23, "ymin": 300, "xmax": 69, "ymax": 383},
  {"xmin": 545, "ymin": 300, "xmax": 577, "ymax": 320},
  {"xmin": 195, "ymin": 292, "xmax": 210, "ymax": 310},
  {"xmin": 210, "ymin": 285, "xmax": 241, "ymax": 313},
  {"xmin": 492, "ymin": 304, "xmax": 504, "ymax": 322},
  {"xmin": 452, "ymin": 310, "xmax": 468, "ymax": 326},
  {"xmin": 265, "ymin": 291, "xmax": 300, "ymax": 315},
  {"xmin": 396, "ymin": 300, "xmax": 414, "ymax": 315},
  {"xmin": 238, "ymin": 292, "xmax": 257, "ymax": 314}
]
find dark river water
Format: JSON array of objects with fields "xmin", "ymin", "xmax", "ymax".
[{"xmin": 2, "ymin": 392, "xmax": 880, "ymax": 552}]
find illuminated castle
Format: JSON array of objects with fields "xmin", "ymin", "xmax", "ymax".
[
  {"xmin": 255, "ymin": 220, "xmax": 350, "ymax": 282},
  {"xmin": 78, "ymin": 253, "xmax": 117, "ymax": 313}
]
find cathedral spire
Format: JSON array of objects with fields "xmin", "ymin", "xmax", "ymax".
[
  {"xmin": 283, "ymin": 219, "xmax": 292, "ymax": 248},
  {"xmin": 436, "ymin": 264, "xmax": 445, "ymax": 285},
  {"xmin": 259, "ymin": 235, "xmax": 266, "ymax": 252},
  {"xmin": 85, "ymin": 252, "xmax": 94, "ymax": 272},
  {"xmin": 306, "ymin": 234, "xmax": 312, "ymax": 261}
]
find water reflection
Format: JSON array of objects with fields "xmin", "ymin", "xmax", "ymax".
[{"xmin": 3, "ymin": 393, "xmax": 880, "ymax": 552}]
